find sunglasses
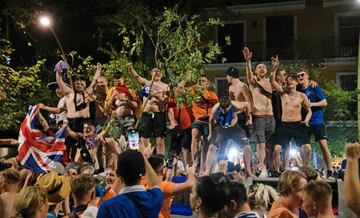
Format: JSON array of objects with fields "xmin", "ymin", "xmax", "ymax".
[{"xmin": 297, "ymin": 73, "xmax": 305, "ymax": 78}]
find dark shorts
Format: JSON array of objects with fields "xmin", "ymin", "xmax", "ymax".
[
  {"xmin": 191, "ymin": 122, "xmax": 209, "ymax": 137},
  {"xmin": 210, "ymin": 124, "xmax": 250, "ymax": 148},
  {"xmin": 308, "ymin": 124, "xmax": 327, "ymax": 141},
  {"xmin": 170, "ymin": 128, "xmax": 192, "ymax": 153},
  {"xmin": 253, "ymin": 116, "xmax": 276, "ymax": 144},
  {"xmin": 237, "ymin": 113, "xmax": 250, "ymax": 137},
  {"xmin": 66, "ymin": 117, "xmax": 86, "ymax": 148},
  {"xmin": 274, "ymin": 122, "xmax": 309, "ymax": 149},
  {"xmin": 138, "ymin": 112, "xmax": 166, "ymax": 138}
]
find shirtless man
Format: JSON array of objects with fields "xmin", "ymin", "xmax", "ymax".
[
  {"xmin": 226, "ymin": 67, "xmax": 253, "ymax": 104},
  {"xmin": 226, "ymin": 67, "xmax": 253, "ymax": 134},
  {"xmin": 105, "ymin": 72, "xmax": 138, "ymax": 133},
  {"xmin": 127, "ymin": 62, "xmax": 169, "ymax": 155},
  {"xmin": 270, "ymin": 56, "xmax": 312, "ymax": 171},
  {"xmin": 56, "ymin": 63, "xmax": 101, "ymax": 160},
  {"xmin": 243, "ymin": 47, "xmax": 275, "ymax": 177},
  {"xmin": 205, "ymin": 95, "xmax": 253, "ymax": 176}
]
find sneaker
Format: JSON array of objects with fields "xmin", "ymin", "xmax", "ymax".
[
  {"xmin": 258, "ymin": 168, "xmax": 268, "ymax": 178},
  {"xmin": 269, "ymin": 170, "xmax": 281, "ymax": 178}
]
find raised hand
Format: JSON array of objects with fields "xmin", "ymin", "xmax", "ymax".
[
  {"xmin": 126, "ymin": 62, "xmax": 134, "ymax": 72},
  {"xmin": 242, "ymin": 47, "xmax": 252, "ymax": 61},
  {"xmin": 345, "ymin": 142, "xmax": 360, "ymax": 160},
  {"xmin": 271, "ymin": 54, "xmax": 280, "ymax": 70}
]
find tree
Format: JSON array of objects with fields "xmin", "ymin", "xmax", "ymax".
[{"xmin": 0, "ymin": 39, "xmax": 46, "ymax": 130}]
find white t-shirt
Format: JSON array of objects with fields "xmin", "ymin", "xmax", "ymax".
[{"xmin": 56, "ymin": 97, "xmax": 67, "ymax": 124}]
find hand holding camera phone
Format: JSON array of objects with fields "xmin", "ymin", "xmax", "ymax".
[{"xmin": 128, "ymin": 129, "xmax": 139, "ymax": 150}]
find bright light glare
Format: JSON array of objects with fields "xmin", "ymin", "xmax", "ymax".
[
  {"xmin": 289, "ymin": 148, "xmax": 298, "ymax": 157},
  {"xmin": 39, "ymin": 16, "xmax": 51, "ymax": 27},
  {"xmin": 358, "ymin": 0, "xmax": 360, "ymax": 4},
  {"xmin": 227, "ymin": 147, "xmax": 239, "ymax": 160}
]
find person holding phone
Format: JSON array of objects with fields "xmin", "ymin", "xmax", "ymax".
[{"xmin": 127, "ymin": 62, "xmax": 169, "ymax": 155}]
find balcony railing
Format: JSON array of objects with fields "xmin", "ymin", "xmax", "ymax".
[{"xmin": 219, "ymin": 37, "xmax": 359, "ymax": 63}]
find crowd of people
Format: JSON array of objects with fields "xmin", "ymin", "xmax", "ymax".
[{"xmin": 0, "ymin": 46, "xmax": 359, "ymax": 217}]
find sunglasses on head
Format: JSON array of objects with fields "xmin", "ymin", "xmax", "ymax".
[{"xmin": 297, "ymin": 73, "xmax": 305, "ymax": 78}]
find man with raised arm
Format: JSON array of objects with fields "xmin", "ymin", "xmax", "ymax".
[
  {"xmin": 243, "ymin": 47, "xmax": 275, "ymax": 177},
  {"xmin": 270, "ymin": 56, "xmax": 312, "ymax": 173},
  {"xmin": 204, "ymin": 95, "xmax": 253, "ymax": 176},
  {"xmin": 56, "ymin": 62, "xmax": 102, "ymax": 161},
  {"xmin": 126, "ymin": 62, "xmax": 169, "ymax": 155},
  {"xmin": 297, "ymin": 69, "xmax": 333, "ymax": 178}
]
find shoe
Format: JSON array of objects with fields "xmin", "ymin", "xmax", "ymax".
[
  {"xmin": 269, "ymin": 170, "xmax": 281, "ymax": 178},
  {"xmin": 258, "ymin": 168, "xmax": 268, "ymax": 178}
]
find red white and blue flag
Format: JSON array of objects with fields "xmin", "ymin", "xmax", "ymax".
[{"xmin": 18, "ymin": 106, "xmax": 66, "ymax": 173}]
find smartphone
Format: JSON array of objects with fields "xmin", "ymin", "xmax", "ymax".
[
  {"xmin": 128, "ymin": 129, "xmax": 139, "ymax": 150},
  {"xmin": 95, "ymin": 185, "xmax": 105, "ymax": 197}
]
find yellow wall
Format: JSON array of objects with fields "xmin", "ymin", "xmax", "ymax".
[{"xmin": 206, "ymin": 1, "xmax": 359, "ymax": 83}]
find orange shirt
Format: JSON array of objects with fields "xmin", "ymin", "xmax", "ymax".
[
  {"xmin": 191, "ymin": 89, "xmax": 218, "ymax": 122},
  {"xmin": 141, "ymin": 178, "xmax": 176, "ymax": 218},
  {"xmin": 159, "ymin": 181, "xmax": 176, "ymax": 218},
  {"xmin": 268, "ymin": 200, "xmax": 298, "ymax": 218},
  {"xmin": 100, "ymin": 189, "xmax": 116, "ymax": 203}
]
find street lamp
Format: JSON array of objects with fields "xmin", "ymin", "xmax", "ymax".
[
  {"xmin": 39, "ymin": 15, "xmax": 67, "ymax": 62},
  {"xmin": 39, "ymin": 15, "xmax": 73, "ymax": 87}
]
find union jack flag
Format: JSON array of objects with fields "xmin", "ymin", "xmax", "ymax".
[{"xmin": 18, "ymin": 106, "xmax": 66, "ymax": 173}]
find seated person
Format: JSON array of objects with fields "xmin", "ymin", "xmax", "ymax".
[{"xmin": 66, "ymin": 122, "xmax": 98, "ymax": 164}]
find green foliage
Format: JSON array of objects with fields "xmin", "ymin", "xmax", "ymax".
[
  {"xmin": 323, "ymin": 81, "xmax": 357, "ymax": 120},
  {"xmin": 122, "ymin": 6, "xmax": 223, "ymax": 106},
  {"xmin": 0, "ymin": 39, "xmax": 44, "ymax": 130},
  {"xmin": 98, "ymin": 27, "xmax": 147, "ymax": 90}
]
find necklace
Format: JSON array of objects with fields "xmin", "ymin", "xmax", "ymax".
[{"xmin": 289, "ymin": 93, "xmax": 297, "ymax": 101}]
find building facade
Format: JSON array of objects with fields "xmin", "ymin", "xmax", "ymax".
[{"xmin": 204, "ymin": 0, "xmax": 359, "ymax": 112}]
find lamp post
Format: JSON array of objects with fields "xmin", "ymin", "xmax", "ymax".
[
  {"xmin": 39, "ymin": 15, "xmax": 73, "ymax": 87},
  {"xmin": 39, "ymin": 16, "xmax": 67, "ymax": 62}
]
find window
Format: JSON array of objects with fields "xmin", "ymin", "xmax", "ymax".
[
  {"xmin": 217, "ymin": 23, "xmax": 245, "ymax": 63},
  {"xmin": 215, "ymin": 77, "xmax": 229, "ymax": 97},
  {"xmin": 336, "ymin": 72, "xmax": 357, "ymax": 120},
  {"xmin": 265, "ymin": 16, "xmax": 295, "ymax": 59},
  {"xmin": 337, "ymin": 16, "xmax": 360, "ymax": 57}
]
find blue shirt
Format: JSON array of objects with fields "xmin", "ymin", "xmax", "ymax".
[
  {"xmin": 97, "ymin": 185, "xmax": 163, "ymax": 218},
  {"xmin": 302, "ymin": 86, "xmax": 326, "ymax": 125},
  {"xmin": 234, "ymin": 211, "xmax": 261, "ymax": 218}
]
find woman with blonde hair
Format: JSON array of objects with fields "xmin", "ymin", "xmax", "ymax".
[{"xmin": 14, "ymin": 186, "xmax": 48, "ymax": 218}]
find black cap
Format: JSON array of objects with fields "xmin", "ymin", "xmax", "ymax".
[
  {"xmin": 47, "ymin": 82, "xmax": 59, "ymax": 91},
  {"xmin": 225, "ymin": 67, "xmax": 239, "ymax": 78},
  {"xmin": 117, "ymin": 150, "xmax": 145, "ymax": 186}
]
